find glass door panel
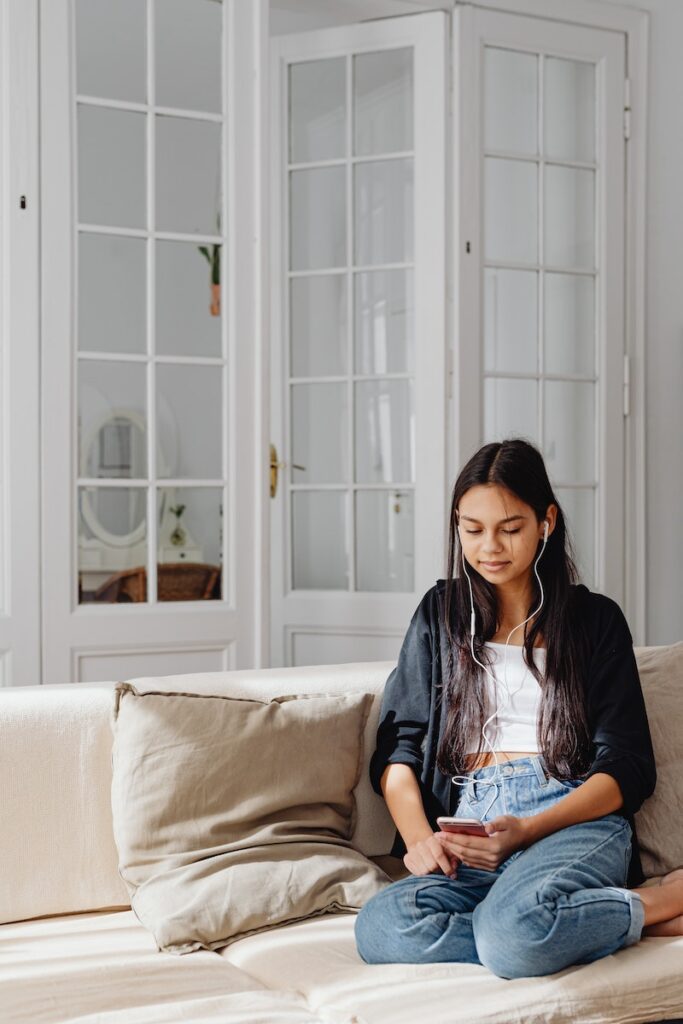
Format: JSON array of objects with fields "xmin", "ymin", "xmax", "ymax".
[
  {"xmin": 78, "ymin": 486, "xmax": 147, "ymax": 603},
  {"xmin": 292, "ymin": 492, "xmax": 347, "ymax": 590},
  {"xmin": 155, "ymin": 0, "xmax": 222, "ymax": 113},
  {"xmin": 290, "ymin": 275, "xmax": 348, "ymax": 376},
  {"xmin": 156, "ymin": 486, "xmax": 222, "ymax": 602},
  {"xmin": 289, "ymin": 58, "xmax": 346, "ymax": 162},
  {"xmin": 291, "ymin": 382, "xmax": 348, "ymax": 484},
  {"xmin": 75, "ymin": 0, "xmax": 146, "ymax": 104},
  {"xmin": 287, "ymin": 47, "xmax": 416, "ymax": 593},
  {"xmin": 75, "ymin": 0, "xmax": 227, "ymax": 604},
  {"xmin": 481, "ymin": 41, "xmax": 600, "ymax": 587},
  {"xmin": 544, "ymin": 58, "xmax": 595, "ymax": 163},
  {"xmin": 156, "ymin": 240, "xmax": 222, "ymax": 357},
  {"xmin": 155, "ymin": 116, "xmax": 222, "ymax": 235},
  {"xmin": 77, "ymin": 105, "xmax": 146, "ymax": 228},
  {"xmin": 289, "ymin": 166, "xmax": 346, "ymax": 270},
  {"xmin": 484, "ymin": 157, "xmax": 537, "ymax": 264},
  {"xmin": 353, "ymin": 48, "xmax": 413, "ymax": 155},
  {"xmin": 354, "ymin": 270, "xmax": 414, "ymax": 375},
  {"xmin": 484, "ymin": 48, "xmax": 537, "ymax": 155},
  {"xmin": 483, "ymin": 269, "xmax": 537, "ymax": 375},
  {"xmin": 78, "ymin": 234, "xmax": 147, "ymax": 354}
]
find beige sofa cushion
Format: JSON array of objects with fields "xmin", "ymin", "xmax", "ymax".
[
  {"xmin": 634, "ymin": 641, "xmax": 683, "ymax": 877},
  {"xmin": 111, "ymin": 683, "xmax": 391, "ymax": 954}
]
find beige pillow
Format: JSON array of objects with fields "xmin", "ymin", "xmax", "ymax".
[
  {"xmin": 634, "ymin": 642, "xmax": 683, "ymax": 877},
  {"xmin": 111, "ymin": 683, "xmax": 390, "ymax": 954}
]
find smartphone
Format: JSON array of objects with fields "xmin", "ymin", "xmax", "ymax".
[{"xmin": 437, "ymin": 816, "xmax": 489, "ymax": 837}]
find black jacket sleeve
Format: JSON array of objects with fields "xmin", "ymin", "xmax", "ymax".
[
  {"xmin": 369, "ymin": 590, "xmax": 434, "ymax": 796},
  {"xmin": 583, "ymin": 597, "xmax": 656, "ymax": 816}
]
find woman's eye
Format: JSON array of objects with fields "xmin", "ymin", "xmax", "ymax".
[{"xmin": 465, "ymin": 528, "xmax": 520, "ymax": 535}]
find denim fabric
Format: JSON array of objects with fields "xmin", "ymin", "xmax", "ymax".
[{"xmin": 355, "ymin": 755, "xmax": 645, "ymax": 978}]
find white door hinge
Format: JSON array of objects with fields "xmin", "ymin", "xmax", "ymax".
[
  {"xmin": 623, "ymin": 354, "xmax": 631, "ymax": 417},
  {"xmin": 624, "ymin": 78, "xmax": 631, "ymax": 140}
]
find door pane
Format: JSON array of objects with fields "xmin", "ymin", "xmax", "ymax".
[
  {"xmin": 156, "ymin": 365, "xmax": 222, "ymax": 479},
  {"xmin": 156, "ymin": 116, "xmax": 222, "ymax": 235},
  {"xmin": 355, "ymin": 159, "xmax": 413, "ymax": 265},
  {"xmin": 78, "ymin": 106, "xmax": 146, "ymax": 228},
  {"xmin": 79, "ymin": 361, "xmax": 147, "ymax": 478},
  {"xmin": 355, "ymin": 270, "xmax": 414, "ymax": 375},
  {"xmin": 289, "ymin": 58, "xmax": 346, "ymax": 163},
  {"xmin": 544, "ymin": 273, "xmax": 595, "ymax": 376},
  {"xmin": 292, "ymin": 491, "xmax": 347, "ymax": 589},
  {"xmin": 356, "ymin": 489, "xmax": 414, "ymax": 591},
  {"xmin": 354, "ymin": 48, "xmax": 413, "ymax": 156},
  {"xmin": 545, "ymin": 58, "xmax": 595, "ymax": 164},
  {"xmin": 290, "ymin": 166, "xmax": 346, "ymax": 271},
  {"xmin": 484, "ymin": 269, "xmax": 537, "ymax": 374},
  {"xmin": 156, "ymin": 241, "xmax": 222, "ymax": 357},
  {"xmin": 78, "ymin": 486, "xmax": 147, "ymax": 604},
  {"xmin": 484, "ymin": 158, "xmax": 537, "ymax": 264},
  {"xmin": 556, "ymin": 486, "xmax": 595, "ymax": 588},
  {"xmin": 544, "ymin": 165, "xmax": 594, "ymax": 268},
  {"xmin": 155, "ymin": 0, "xmax": 222, "ymax": 114},
  {"xmin": 79, "ymin": 234, "xmax": 146, "ymax": 354},
  {"xmin": 291, "ymin": 382, "xmax": 348, "ymax": 484},
  {"xmin": 75, "ymin": 0, "xmax": 146, "ymax": 104},
  {"xmin": 355, "ymin": 379, "xmax": 414, "ymax": 484},
  {"xmin": 157, "ymin": 486, "xmax": 222, "ymax": 600},
  {"xmin": 544, "ymin": 380, "xmax": 595, "ymax": 482},
  {"xmin": 484, "ymin": 47, "xmax": 537, "ymax": 156},
  {"xmin": 290, "ymin": 275, "xmax": 347, "ymax": 377},
  {"xmin": 484, "ymin": 378, "xmax": 538, "ymax": 446}
]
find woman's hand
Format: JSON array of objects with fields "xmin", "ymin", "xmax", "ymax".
[
  {"xmin": 404, "ymin": 833, "xmax": 461, "ymax": 878},
  {"xmin": 436, "ymin": 815, "xmax": 530, "ymax": 871}
]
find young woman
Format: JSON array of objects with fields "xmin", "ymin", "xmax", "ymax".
[{"xmin": 355, "ymin": 438, "xmax": 683, "ymax": 978}]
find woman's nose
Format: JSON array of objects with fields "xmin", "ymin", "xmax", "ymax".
[{"xmin": 482, "ymin": 534, "xmax": 504, "ymax": 553}]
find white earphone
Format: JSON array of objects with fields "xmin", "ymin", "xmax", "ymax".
[{"xmin": 452, "ymin": 517, "xmax": 550, "ymax": 816}]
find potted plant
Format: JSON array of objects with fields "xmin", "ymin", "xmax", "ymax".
[{"xmin": 198, "ymin": 213, "xmax": 221, "ymax": 316}]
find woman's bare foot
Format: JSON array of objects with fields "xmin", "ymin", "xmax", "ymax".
[{"xmin": 637, "ymin": 867, "xmax": 683, "ymax": 937}]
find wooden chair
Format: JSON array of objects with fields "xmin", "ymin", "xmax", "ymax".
[{"xmin": 93, "ymin": 563, "xmax": 221, "ymax": 603}]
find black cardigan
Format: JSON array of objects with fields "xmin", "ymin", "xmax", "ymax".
[{"xmin": 369, "ymin": 580, "xmax": 656, "ymax": 887}]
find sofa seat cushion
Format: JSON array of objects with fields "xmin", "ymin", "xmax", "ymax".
[
  {"xmin": 0, "ymin": 909, "xmax": 318, "ymax": 1024},
  {"xmin": 220, "ymin": 911, "xmax": 683, "ymax": 1024}
]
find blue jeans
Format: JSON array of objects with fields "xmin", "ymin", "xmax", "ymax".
[{"xmin": 355, "ymin": 755, "xmax": 644, "ymax": 978}]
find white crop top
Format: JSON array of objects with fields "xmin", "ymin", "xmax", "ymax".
[{"xmin": 464, "ymin": 642, "xmax": 546, "ymax": 753}]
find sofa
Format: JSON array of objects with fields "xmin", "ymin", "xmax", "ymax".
[{"xmin": 2, "ymin": 642, "xmax": 682, "ymax": 1024}]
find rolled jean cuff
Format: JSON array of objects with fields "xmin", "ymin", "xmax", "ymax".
[{"xmin": 621, "ymin": 889, "xmax": 645, "ymax": 947}]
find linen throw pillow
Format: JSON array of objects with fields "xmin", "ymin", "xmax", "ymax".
[
  {"xmin": 111, "ymin": 683, "xmax": 391, "ymax": 954},
  {"xmin": 634, "ymin": 642, "xmax": 683, "ymax": 877}
]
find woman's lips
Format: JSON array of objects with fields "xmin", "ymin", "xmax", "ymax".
[{"xmin": 480, "ymin": 561, "xmax": 509, "ymax": 570}]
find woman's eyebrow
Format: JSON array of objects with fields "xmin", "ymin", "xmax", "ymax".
[{"xmin": 459, "ymin": 514, "xmax": 527, "ymax": 524}]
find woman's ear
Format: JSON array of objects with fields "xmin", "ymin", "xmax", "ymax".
[{"xmin": 540, "ymin": 503, "xmax": 557, "ymax": 536}]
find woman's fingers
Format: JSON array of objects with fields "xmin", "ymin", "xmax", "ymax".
[{"xmin": 404, "ymin": 835, "xmax": 460, "ymax": 878}]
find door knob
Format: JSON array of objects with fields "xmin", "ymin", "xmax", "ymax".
[{"xmin": 270, "ymin": 443, "xmax": 305, "ymax": 498}]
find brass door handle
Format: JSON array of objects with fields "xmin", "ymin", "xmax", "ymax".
[{"xmin": 270, "ymin": 443, "xmax": 305, "ymax": 498}]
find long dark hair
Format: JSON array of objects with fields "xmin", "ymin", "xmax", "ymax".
[{"xmin": 437, "ymin": 439, "xmax": 592, "ymax": 781}]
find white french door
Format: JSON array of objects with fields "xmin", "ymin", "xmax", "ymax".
[
  {"xmin": 269, "ymin": 13, "xmax": 448, "ymax": 667},
  {"xmin": 453, "ymin": 7, "xmax": 628, "ymax": 601},
  {"xmin": 40, "ymin": 0, "xmax": 266, "ymax": 683}
]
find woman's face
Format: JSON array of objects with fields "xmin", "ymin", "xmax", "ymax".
[{"xmin": 456, "ymin": 483, "xmax": 554, "ymax": 587}]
